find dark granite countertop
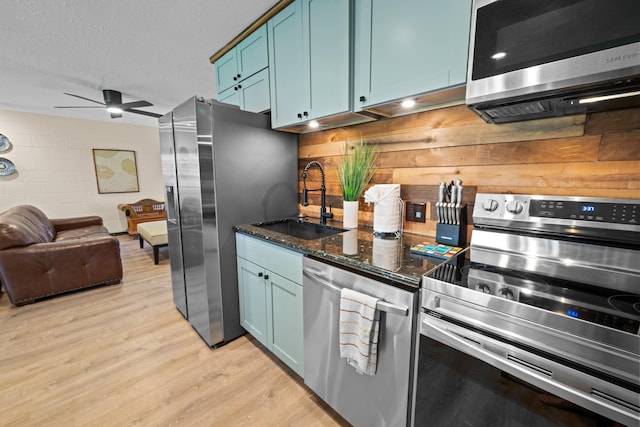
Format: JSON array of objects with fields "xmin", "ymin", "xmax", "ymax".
[{"xmin": 234, "ymin": 216, "xmax": 448, "ymax": 290}]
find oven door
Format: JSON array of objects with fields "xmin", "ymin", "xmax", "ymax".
[{"xmin": 412, "ymin": 302, "xmax": 639, "ymax": 427}]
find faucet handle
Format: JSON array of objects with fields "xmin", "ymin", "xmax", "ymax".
[{"xmin": 322, "ymin": 206, "xmax": 333, "ymax": 219}]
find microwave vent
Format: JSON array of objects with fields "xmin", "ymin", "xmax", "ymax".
[{"xmin": 485, "ymin": 102, "xmax": 546, "ymax": 119}]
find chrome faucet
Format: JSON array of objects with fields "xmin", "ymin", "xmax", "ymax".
[{"xmin": 301, "ymin": 161, "xmax": 333, "ymax": 224}]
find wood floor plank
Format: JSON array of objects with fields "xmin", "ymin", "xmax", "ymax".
[{"xmin": 0, "ymin": 237, "xmax": 349, "ymax": 427}]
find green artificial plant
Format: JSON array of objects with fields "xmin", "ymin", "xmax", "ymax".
[{"xmin": 337, "ymin": 137, "xmax": 377, "ymax": 202}]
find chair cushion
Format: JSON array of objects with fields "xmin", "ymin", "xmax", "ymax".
[{"xmin": 0, "ymin": 205, "xmax": 55, "ymax": 250}]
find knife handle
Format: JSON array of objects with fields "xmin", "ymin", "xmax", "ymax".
[
  {"xmin": 438, "ymin": 182, "xmax": 446, "ymax": 224},
  {"xmin": 456, "ymin": 185, "xmax": 463, "ymax": 206}
]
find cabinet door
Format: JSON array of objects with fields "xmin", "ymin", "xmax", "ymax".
[
  {"xmin": 215, "ymin": 49, "xmax": 239, "ymax": 93},
  {"xmin": 237, "ymin": 24, "xmax": 269, "ymax": 80},
  {"xmin": 239, "ymin": 68, "xmax": 270, "ymax": 113},
  {"xmin": 306, "ymin": 0, "xmax": 351, "ymax": 120},
  {"xmin": 218, "ymin": 69, "xmax": 269, "ymax": 112},
  {"xmin": 268, "ymin": 0, "xmax": 309, "ymax": 128},
  {"xmin": 217, "ymin": 85, "xmax": 240, "ymax": 107},
  {"xmin": 355, "ymin": 0, "xmax": 471, "ymax": 108},
  {"xmin": 267, "ymin": 272, "xmax": 304, "ymax": 377},
  {"xmin": 237, "ymin": 258, "xmax": 269, "ymax": 347}
]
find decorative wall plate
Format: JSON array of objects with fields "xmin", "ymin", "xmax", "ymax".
[
  {"xmin": 0, "ymin": 134, "xmax": 10, "ymax": 152},
  {"xmin": 0, "ymin": 157, "xmax": 15, "ymax": 176}
]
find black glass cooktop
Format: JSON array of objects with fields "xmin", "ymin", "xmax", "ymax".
[{"xmin": 425, "ymin": 253, "xmax": 640, "ymax": 335}]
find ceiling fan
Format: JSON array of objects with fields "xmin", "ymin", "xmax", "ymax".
[{"xmin": 55, "ymin": 89, "xmax": 162, "ymax": 118}]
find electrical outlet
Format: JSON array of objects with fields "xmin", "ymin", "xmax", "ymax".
[{"xmin": 406, "ymin": 201, "xmax": 426, "ymax": 223}]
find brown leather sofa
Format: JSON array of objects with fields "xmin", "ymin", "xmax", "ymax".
[{"xmin": 0, "ymin": 205, "xmax": 123, "ymax": 306}]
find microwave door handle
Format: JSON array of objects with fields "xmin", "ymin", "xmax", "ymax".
[
  {"xmin": 303, "ymin": 269, "xmax": 409, "ymax": 317},
  {"xmin": 421, "ymin": 319, "xmax": 637, "ymax": 425}
]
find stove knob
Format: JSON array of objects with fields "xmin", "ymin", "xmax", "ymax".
[
  {"xmin": 499, "ymin": 287, "xmax": 515, "ymax": 300},
  {"xmin": 506, "ymin": 200, "xmax": 524, "ymax": 214},
  {"xmin": 478, "ymin": 283, "xmax": 492, "ymax": 294},
  {"xmin": 482, "ymin": 199, "xmax": 499, "ymax": 212}
]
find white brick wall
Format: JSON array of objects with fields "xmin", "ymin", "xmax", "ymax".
[{"xmin": 0, "ymin": 109, "xmax": 164, "ymax": 233}]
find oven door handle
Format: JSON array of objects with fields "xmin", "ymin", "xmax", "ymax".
[
  {"xmin": 421, "ymin": 317, "xmax": 638, "ymax": 426},
  {"xmin": 303, "ymin": 269, "xmax": 409, "ymax": 316}
]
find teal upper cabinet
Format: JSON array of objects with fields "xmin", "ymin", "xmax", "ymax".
[
  {"xmin": 215, "ymin": 24, "xmax": 270, "ymax": 112},
  {"xmin": 354, "ymin": 0, "xmax": 472, "ymax": 111},
  {"xmin": 215, "ymin": 48, "xmax": 240, "ymax": 94},
  {"xmin": 217, "ymin": 68, "xmax": 271, "ymax": 112},
  {"xmin": 216, "ymin": 24, "xmax": 269, "ymax": 92},
  {"xmin": 267, "ymin": 0, "xmax": 308, "ymax": 128},
  {"xmin": 268, "ymin": 0, "xmax": 360, "ymax": 130},
  {"xmin": 307, "ymin": 0, "xmax": 350, "ymax": 120}
]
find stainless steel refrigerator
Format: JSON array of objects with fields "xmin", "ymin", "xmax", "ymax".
[{"xmin": 159, "ymin": 97, "xmax": 298, "ymax": 347}]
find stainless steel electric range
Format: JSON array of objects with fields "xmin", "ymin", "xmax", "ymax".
[{"xmin": 413, "ymin": 194, "xmax": 639, "ymax": 427}]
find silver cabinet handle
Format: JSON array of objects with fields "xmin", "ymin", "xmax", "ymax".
[{"xmin": 303, "ymin": 269, "xmax": 409, "ymax": 317}]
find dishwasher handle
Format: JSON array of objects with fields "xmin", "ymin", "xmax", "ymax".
[{"xmin": 303, "ymin": 268, "xmax": 409, "ymax": 317}]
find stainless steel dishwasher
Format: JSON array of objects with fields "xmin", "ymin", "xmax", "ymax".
[{"xmin": 303, "ymin": 256, "xmax": 418, "ymax": 427}]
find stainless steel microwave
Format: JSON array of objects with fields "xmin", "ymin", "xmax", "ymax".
[{"xmin": 466, "ymin": 0, "xmax": 640, "ymax": 123}]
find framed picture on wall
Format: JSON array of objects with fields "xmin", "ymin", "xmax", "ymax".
[{"xmin": 92, "ymin": 149, "xmax": 140, "ymax": 194}]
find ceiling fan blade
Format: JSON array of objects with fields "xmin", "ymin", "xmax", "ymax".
[
  {"xmin": 63, "ymin": 93, "xmax": 105, "ymax": 105},
  {"xmin": 102, "ymin": 89, "xmax": 122, "ymax": 106},
  {"xmin": 110, "ymin": 112, "xmax": 123, "ymax": 119},
  {"xmin": 119, "ymin": 100, "xmax": 153, "ymax": 110},
  {"xmin": 54, "ymin": 106, "xmax": 104, "ymax": 109},
  {"xmin": 126, "ymin": 108, "xmax": 163, "ymax": 118}
]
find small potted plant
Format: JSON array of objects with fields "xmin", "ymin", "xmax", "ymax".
[{"xmin": 337, "ymin": 137, "xmax": 377, "ymax": 229}]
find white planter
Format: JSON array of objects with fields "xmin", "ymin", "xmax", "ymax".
[
  {"xmin": 342, "ymin": 200, "xmax": 359, "ymax": 229},
  {"xmin": 342, "ymin": 229, "xmax": 358, "ymax": 255}
]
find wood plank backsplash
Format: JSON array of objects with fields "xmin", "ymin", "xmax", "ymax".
[{"xmin": 297, "ymin": 105, "xmax": 640, "ymax": 238}]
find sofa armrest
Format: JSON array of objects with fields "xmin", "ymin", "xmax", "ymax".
[
  {"xmin": 0, "ymin": 237, "xmax": 122, "ymax": 305},
  {"xmin": 50, "ymin": 216, "xmax": 104, "ymax": 232}
]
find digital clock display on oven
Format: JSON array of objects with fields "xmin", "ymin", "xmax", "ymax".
[{"xmin": 582, "ymin": 205, "xmax": 596, "ymax": 213}]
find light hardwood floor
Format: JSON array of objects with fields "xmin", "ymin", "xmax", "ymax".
[{"xmin": 0, "ymin": 236, "xmax": 349, "ymax": 427}]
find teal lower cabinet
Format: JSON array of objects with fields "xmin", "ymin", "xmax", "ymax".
[
  {"xmin": 236, "ymin": 233, "xmax": 304, "ymax": 377},
  {"xmin": 266, "ymin": 270, "xmax": 303, "ymax": 375},
  {"xmin": 237, "ymin": 258, "xmax": 269, "ymax": 346}
]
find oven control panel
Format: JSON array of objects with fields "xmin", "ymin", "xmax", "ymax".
[
  {"xmin": 529, "ymin": 199, "xmax": 637, "ymax": 224},
  {"xmin": 473, "ymin": 194, "xmax": 640, "ymax": 238}
]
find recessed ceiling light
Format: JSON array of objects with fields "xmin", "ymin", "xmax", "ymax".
[
  {"xmin": 401, "ymin": 99, "xmax": 415, "ymax": 108},
  {"xmin": 308, "ymin": 120, "xmax": 319, "ymax": 128},
  {"xmin": 491, "ymin": 52, "xmax": 507, "ymax": 60}
]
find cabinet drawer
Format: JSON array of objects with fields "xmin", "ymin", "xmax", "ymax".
[{"xmin": 236, "ymin": 233, "xmax": 303, "ymax": 284}]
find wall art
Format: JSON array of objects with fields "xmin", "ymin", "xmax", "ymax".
[{"xmin": 92, "ymin": 149, "xmax": 139, "ymax": 194}]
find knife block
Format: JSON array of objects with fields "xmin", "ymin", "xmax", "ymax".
[{"xmin": 435, "ymin": 205, "xmax": 467, "ymax": 247}]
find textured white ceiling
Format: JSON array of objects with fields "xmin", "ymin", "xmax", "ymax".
[{"xmin": 0, "ymin": 0, "xmax": 276, "ymax": 126}]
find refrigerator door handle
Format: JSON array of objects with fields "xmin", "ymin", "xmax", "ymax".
[{"xmin": 165, "ymin": 185, "xmax": 179, "ymax": 224}]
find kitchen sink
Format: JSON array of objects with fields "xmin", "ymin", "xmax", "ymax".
[{"xmin": 256, "ymin": 219, "xmax": 347, "ymax": 240}]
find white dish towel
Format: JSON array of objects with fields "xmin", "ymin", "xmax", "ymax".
[{"xmin": 339, "ymin": 288, "xmax": 381, "ymax": 375}]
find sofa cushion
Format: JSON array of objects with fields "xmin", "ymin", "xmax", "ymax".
[
  {"xmin": 0, "ymin": 205, "xmax": 55, "ymax": 250},
  {"xmin": 54, "ymin": 225, "xmax": 111, "ymax": 242}
]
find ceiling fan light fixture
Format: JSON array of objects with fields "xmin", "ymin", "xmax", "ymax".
[{"xmin": 56, "ymin": 90, "xmax": 161, "ymax": 119}]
